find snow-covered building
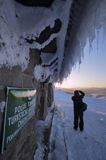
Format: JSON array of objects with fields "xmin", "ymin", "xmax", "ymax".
[
  {"xmin": 0, "ymin": 0, "xmax": 105, "ymax": 83},
  {"xmin": 0, "ymin": 0, "xmax": 106, "ymax": 159}
]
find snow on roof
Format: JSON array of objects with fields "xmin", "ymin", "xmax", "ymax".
[
  {"xmin": 0, "ymin": 0, "xmax": 106, "ymax": 82},
  {"xmin": 60, "ymin": 0, "xmax": 106, "ymax": 81},
  {"xmin": 0, "ymin": 0, "xmax": 72, "ymax": 76}
]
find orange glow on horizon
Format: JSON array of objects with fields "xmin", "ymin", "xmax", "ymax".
[{"xmin": 55, "ymin": 81, "xmax": 106, "ymax": 89}]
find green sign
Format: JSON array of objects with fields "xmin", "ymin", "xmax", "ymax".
[{"xmin": 2, "ymin": 87, "xmax": 36, "ymax": 153}]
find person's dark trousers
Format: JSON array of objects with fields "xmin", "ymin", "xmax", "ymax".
[
  {"xmin": 74, "ymin": 110, "xmax": 84, "ymax": 130},
  {"xmin": 74, "ymin": 110, "xmax": 79, "ymax": 129},
  {"xmin": 79, "ymin": 111, "xmax": 84, "ymax": 131}
]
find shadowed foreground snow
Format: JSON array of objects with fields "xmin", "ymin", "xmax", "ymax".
[{"xmin": 48, "ymin": 89, "xmax": 106, "ymax": 160}]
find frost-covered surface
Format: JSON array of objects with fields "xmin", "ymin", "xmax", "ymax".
[
  {"xmin": 0, "ymin": 0, "xmax": 72, "ymax": 76},
  {"xmin": 0, "ymin": 0, "xmax": 106, "ymax": 81},
  {"xmin": 34, "ymin": 65, "xmax": 52, "ymax": 82},
  {"xmin": 60, "ymin": 0, "xmax": 106, "ymax": 80},
  {"xmin": 91, "ymin": 94, "xmax": 106, "ymax": 100},
  {"xmin": 34, "ymin": 55, "xmax": 58, "ymax": 82},
  {"xmin": 34, "ymin": 120, "xmax": 46, "ymax": 160},
  {"xmin": 0, "ymin": 101, "xmax": 5, "ymax": 112},
  {"xmin": 48, "ymin": 89, "xmax": 106, "ymax": 160},
  {"xmin": 34, "ymin": 102, "xmax": 55, "ymax": 160}
]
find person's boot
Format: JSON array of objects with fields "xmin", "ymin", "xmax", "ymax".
[
  {"xmin": 73, "ymin": 126, "xmax": 78, "ymax": 130},
  {"xmin": 80, "ymin": 128, "xmax": 84, "ymax": 131}
]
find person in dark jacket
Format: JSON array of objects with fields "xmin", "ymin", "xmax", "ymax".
[{"xmin": 72, "ymin": 90, "xmax": 85, "ymax": 131}]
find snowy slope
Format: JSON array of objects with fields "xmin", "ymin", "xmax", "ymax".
[{"xmin": 48, "ymin": 89, "xmax": 106, "ymax": 160}]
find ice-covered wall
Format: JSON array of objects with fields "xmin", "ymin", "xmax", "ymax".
[
  {"xmin": 0, "ymin": 0, "xmax": 106, "ymax": 82},
  {"xmin": 0, "ymin": 0, "xmax": 72, "ymax": 81}
]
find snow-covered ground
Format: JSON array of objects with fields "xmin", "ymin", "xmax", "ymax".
[{"xmin": 48, "ymin": 89, "xmax": 106, "ymax": 160}]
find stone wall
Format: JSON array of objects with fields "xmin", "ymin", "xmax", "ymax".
[
  {"xmin": 36, "ymin": 82, "xmax": 54, "ymax": 120},
  {"xmin": 0, "ymin": 116, "xmax": 36, "ymax": 160},
  {"xmin": 0, "ymin": 49, "xmax": 41, "ymax": 159},
  {"xmin": 0, "ymin": 31, "xmax": 54, "ymax": 159},
  {"xmin": 0, "ymin": 83, "xmax": 54, "ymax": 160},
  {"xmin": 0, "ymin": 70, "xmax": 54, "ymax": 160},
  {"xmin": 0, "ymin": 86, "xmax": 37, "ymax": 160}
]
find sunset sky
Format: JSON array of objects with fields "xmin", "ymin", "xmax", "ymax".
[{"xmin": 56, "ymin": 29, "xmax": 106, "ymax": 89}]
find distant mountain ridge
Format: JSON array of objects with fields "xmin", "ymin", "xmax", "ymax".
[{"xmin": 57, "ymin": 87, "xmax": 106, "ymax": 100}]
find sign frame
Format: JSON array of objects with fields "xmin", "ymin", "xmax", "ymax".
[{"xmin": 1, "ymin": 87, "xmax": 36, "ymax": 153}]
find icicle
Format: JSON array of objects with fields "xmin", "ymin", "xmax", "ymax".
[{"xmin": 96, "ymin": 29, "xmax": 100, "ymax": 55}]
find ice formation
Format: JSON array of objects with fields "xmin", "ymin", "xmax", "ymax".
[
  {"xmin": 0, "ymin": 101, "xmax": 5, "ymax": 112},
  {"xmin": 60, "ymin": 0, "xmax": 106, "ymax": 80},
  {"xmin": 0, "ymin": 0, "xmax": 106, "ymax": 82}
]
